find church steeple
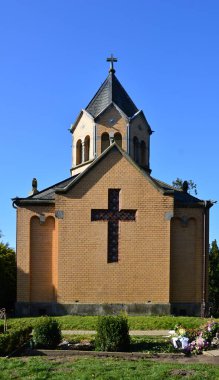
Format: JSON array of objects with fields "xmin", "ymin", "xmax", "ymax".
[
  {"xmin": 70, "ymin": 58, "xmax": 152, "ymax": 176},
  {"xmin": 85, "ymin": 58, "xmax": 139, "ymax": 118}
]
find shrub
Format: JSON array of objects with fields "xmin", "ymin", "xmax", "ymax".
[
  {"xmin": 33, "ymin": 316, "xmax": 62, "ymax": 348},
  {"xmin": 95, "ymin": 315, "xmax": 130, "ymax": 352},
  {"xmin": 130, "ymin": 336, "xmax": 175, "ymax": 353},
  {"xmin": 0, "ymin": 326, "xmax": 32, "ymax": 356},
  {"xmin": 0, "ymin": 240, "xmax": 16, "ymax": 310}
]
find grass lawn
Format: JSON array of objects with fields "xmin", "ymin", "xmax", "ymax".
[
  {"xmin": 0, "ymin": 357, "xmax": 218, "ymax": 380},
  {"xmin": 2, "ymin": 315, "xmax": 216, "ymax": 331}
]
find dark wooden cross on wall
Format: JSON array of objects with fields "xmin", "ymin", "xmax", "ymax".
[{"xmin": 91, "ymin": 189, "xmax": 137, "ymax": 263}]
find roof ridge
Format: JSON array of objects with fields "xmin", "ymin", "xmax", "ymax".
[
  {"xmin": 85, "ymin": 74, "xmax": 110, "ymax": 111},
  {"xmin": 112, "ymin": 74, "xmax": 138, "ymax": 112},
  {"xmin": 109, "ymin": 72, "xmax": 113, "ymax": 103},
  {"xmin": 151, "ymin": 177, "xmax": 176, "ymax": 191},
  {"xmin": 56, "ymin": 143, "xmax": 163, "ymax": 195}
]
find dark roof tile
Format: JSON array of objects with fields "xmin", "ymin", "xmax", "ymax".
[
  {"xmin": 27, "ymin": 175, "xmax": 78, "ymax": 201},
  {"xmin": 152, "ymin": 177, "xmax": 203, "ymax": 204},
  {"xmin": 85, "ymin": 72, "xmax": 138, "ymax": 118}
]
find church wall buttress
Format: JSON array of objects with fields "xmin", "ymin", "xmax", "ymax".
[
  {"xmin": 16, "ymin": 205, "xmax": 56, "ymax": 303},
  {"xmin": 16, "ymin": 208, "xmax": 31, "ymax": 303},
  {"xmin": 170, "ymin": 208, "xmax": 204, "ymax": 304},
  {"xmin": 30, "ymin": 216, "xmax": 55, "ymax": 302}
]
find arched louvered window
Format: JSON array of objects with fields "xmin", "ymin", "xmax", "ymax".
[
  {"xmin": 114, "ymin": 132, "xmax": 122, "ymax": 148},
  {"xmin": 84, "ymin": 135, "xmax": 90, "ymax": 162},
  {"xmin": 140, "ymin": 140, "xmax": 146, "ymax": 166},
  {"xmin": 76, "ymin": 139, "xmax": 82, "ymax": 165},
  {"xmin": 133, "ymin": 136, "xmax": 139, "ymax": 162},
  {"xmin": 101, "ymin": 132, "xmax": 110, "ymax": 153}
]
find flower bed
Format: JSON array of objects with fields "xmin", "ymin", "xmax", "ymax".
[{"xmin": 170, "ymin": 321, "xmax": 219, "ymax": 355}]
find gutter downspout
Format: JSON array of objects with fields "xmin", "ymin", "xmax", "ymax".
[
  {"xmin": 12, "ymin": 199, "xmax": 18, "ymax": 314},
  {"xmin": 93, "ymin": 122, "xmax": 97, "ymax": 158},
  {"xmin": 127, "ymin": 122, "xmax": 130, "ymax": 155},
  {"xmin": 201, "ymin": 201, "xmax": 208, "ymax": 317}
]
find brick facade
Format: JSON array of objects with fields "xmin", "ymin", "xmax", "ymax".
[
  {"xmin": 15, "ymin": 146, "xmax": 209, "ymax": 316},
  {"xmin": 56, "ymin": 149, "xmax": 173, "ymax": 304},
  {"xmin": 15, "ymin": 67, "xmax": 211, "ymax": 317}
]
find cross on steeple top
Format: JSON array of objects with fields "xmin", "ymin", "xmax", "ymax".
[{"xmin": 106, "ymin": 54, "xmax": 118, "ymax": 73}]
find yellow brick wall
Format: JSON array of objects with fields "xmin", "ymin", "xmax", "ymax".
[
  {"xmin": 129, "ymin": 113, "xmax": 150, "ymax": 167},
  {"xmin": 16, "ymin": 205, "xmax": 56, "ymax": 302},
  {"xmin": 170, "ymin": 208, "xmax": 204, "ymax": 303},
  {"xmin": 55, "ymin": 148, "xmax": 174, "ymax": 304},
  {"xmin": 30, "ymin": 216, "xmax": 56, "ymax": 302},
  {"xmin": 71, "ymin": 111, "xmax": 95, "ymax": 175},
  {"xmin": 16, "ymin": 149, "xmax": 206, "ymax": 308}
]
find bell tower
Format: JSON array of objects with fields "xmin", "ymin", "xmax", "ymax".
[{"xmin": 70, "ymin": 56, "xmax": 152, "ymax": 176}]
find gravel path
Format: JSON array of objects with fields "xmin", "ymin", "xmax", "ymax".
[{"xmin": 62, "ymin": 329, "xmax": 170, "ymax": 336}]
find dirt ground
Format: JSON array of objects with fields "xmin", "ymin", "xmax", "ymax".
[{"xmin": 19, "ymin": 348, "xmax": 219, "ymax": 365}]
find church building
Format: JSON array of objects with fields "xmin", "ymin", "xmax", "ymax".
[{"xmin": 13, "ymin": 57, "xmax": 212, "ymax": 317}]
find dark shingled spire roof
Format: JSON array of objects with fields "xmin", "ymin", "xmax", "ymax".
[{"xmin": 85, "ymin": 72, "xmax": 139, "ymax": 118}]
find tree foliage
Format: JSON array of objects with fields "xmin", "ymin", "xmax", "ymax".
[
  {"xmin": 0, "ymin": 231, "xmax": 16, "ymax": 310},
  {"xmin": 172, "ymin": 178, "xmax": 198, "ymax": 195},
  {"xmin": 209, "ymin": 240, "xmax": 219, "ymax": 316}
]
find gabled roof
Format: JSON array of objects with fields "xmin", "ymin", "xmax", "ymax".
[
  {"xmin": 12, "ymin": 175, "xmax": 78, "ymax": 205},
  {"xmin": 151, "ymin": 178, "xmax": 208, "ymax": 206},
  {"xmin": 13, "ymin": 144, "xmax": 211, "ymax": 208},
  {"xmin": 85, "ymin": 72, "xmax": 139, "ymax": 118},
  {"xmin": 56, "ymin": 143, "xmax": 161, "ymax": 195}
]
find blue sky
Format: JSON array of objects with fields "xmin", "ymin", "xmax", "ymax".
[{"xmin": 0, "ymin": 0, "xmax": 219, "ymax": 248}]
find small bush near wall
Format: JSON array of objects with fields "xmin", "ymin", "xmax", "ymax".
[
  {"xmin": 0, "ymin": 326, "xmax": 32, "ymax": 356},
  {"xmin": 95, "ymin": 315, "xmax": 130, "ymax": 352},
  {"xmin": 33, "ymin": 316, "xmax": 62, "ymax": 348}
]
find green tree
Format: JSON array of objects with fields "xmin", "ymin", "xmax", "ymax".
[
  {"xmin": 209, "ymin": 240, "xmax": 219, "ymax": 316},
  {"xmin": 172, "ymin": 178, "xmax": 198, "ymax": 195},
  {"xmin": 0, "ymin": 231, "xmax": 16, "ymax": 310}
]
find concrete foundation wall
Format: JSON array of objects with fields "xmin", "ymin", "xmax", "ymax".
[
  {"xmin": 16, "ymin": 302, "xmax": 171, "ymax": 317},
  {"xmin": 16, "ymin": 302, "xmax": 202, "ymax": 317}
]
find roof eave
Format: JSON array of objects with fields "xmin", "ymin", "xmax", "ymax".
[
  {"xmin": 94, "ymin": 102, "xmax": 129, "ymax": 122},
  {"xmin": 70, "ymin": 109, "xmax": 94, "ymax": 133},
  {"xmin": 174, "ymin": 199, "xmax": 214, "ymax": 208},
  {"xmin": 12, "ymin": 198, "xmax": 55, "ymax": 207},
  {"xmin": 130, "ymin": 110, "xmax": 152, "ymax": 134}
]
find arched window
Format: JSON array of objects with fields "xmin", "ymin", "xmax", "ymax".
[
  {"xmin": 84, "ymin": 135, "xmax": 90, "ymax": 162},
  {"xmin": 140, "ymin": 140, "xmax": 146, "ymax": 166},
  {"xmin": 101, "ymin": 132, "xmax": 110, "ymax": 153},
  {"xmin": 133, "ymin": 136, "xmax": 139, "ymax": 162},
  {"xmin": 76, "ymin": 139, "xmax": 82, "ymax": 165},
  {"xmin": 114, "ymin": 132, "xmax": 122, "ymax": 147}
]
